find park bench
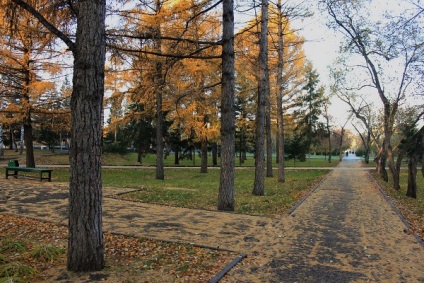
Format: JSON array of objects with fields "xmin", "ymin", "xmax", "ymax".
[{"xmin": 5, "ymin": 159, "xmax": 53, "ymax": 182}]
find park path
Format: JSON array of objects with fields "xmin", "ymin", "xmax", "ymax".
[
  {"xmin": 1, "ymin": 158, "xmax": 424, "ymax": 282},
  {"xmin": 224, "ymin": 158, "xmax": 424, "ymax": 282}
]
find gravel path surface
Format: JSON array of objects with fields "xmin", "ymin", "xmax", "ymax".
[{"xmin": 1, "ymin": 158, "xmax": 423, "ymax": 282}]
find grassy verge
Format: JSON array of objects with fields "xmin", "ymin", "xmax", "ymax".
[
  {"xmin": 0, "ymin": 149, "xmax": 340, "ymax": 168},
  {"xmin": 51, "ymin": 167, "xmax": 329, "ymax": 216},
  {"xmin": 370, "ymin": 170, "xmax": 424, "ymax": 240}
]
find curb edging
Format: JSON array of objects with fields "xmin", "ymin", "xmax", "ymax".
[
  {"xmin": 367, "ymin": 171, "xmax": 424, "ymax": 249},
  {"xmin": 208, "ymin": 253, "xmax": 247, "ymax": 283}
]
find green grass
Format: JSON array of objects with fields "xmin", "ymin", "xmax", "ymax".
[
  {"xmin": 31, "ymin": 245, "xmax": 66, "ymax": 262},
  {"xmin": 51, "ymin": 167, "xmax": 328, "ymax": 216},
  {"xmin": 0, "ymin": 262, "xmax": 38, "ymax": 281},
  {"xmin": 0, "ymin": 239, "xmax": 27, "ymax": 253},
  {"xmin": 1, "ymin": 148, "xmax": 340, "ymax": 168}
]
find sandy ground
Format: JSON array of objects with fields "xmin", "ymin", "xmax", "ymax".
[{"xmin": 1, "ymin": 158, "xmax": 424, "ymax": 282}]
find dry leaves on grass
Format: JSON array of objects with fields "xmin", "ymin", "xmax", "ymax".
[{"xmin": 0, "ymin": 214, "xmax": 236, "ymax": 282}]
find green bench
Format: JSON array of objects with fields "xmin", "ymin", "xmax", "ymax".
[{"xmin": 5, "ymin": 160, "xmax": 53, "ymax": 182}]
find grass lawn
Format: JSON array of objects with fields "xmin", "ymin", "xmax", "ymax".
[
  {"xmin": 370, "ymin": 170, "xmax": 424, "ymax": 240},
  {"xmin": 1, "ymin": 149, "xmax": 340, "ymax": 168},
  {"xmin": 50, "ymin": 167, "xmax": 329, "ymax": 216}
]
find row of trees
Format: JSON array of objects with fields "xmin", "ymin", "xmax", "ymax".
[
  {"xmin": 324, "ymin": 0, "xmax": 423, "ymax": 198},
  {"xmin": 1, "ymin": 0, "xmax": 421, "ymax": 274}
]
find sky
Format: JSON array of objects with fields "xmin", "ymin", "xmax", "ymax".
[{"xmin": 291, "ymin": 5, "xmax": 352, "ymax": 126}]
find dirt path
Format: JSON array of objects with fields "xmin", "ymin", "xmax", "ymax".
[
  {"xmin": 224, "ymin": 159, "xmax": 424, "ymax": 282},
  {"xmin": 1, "ymin": 159, "xmax": 424, "ymax": 282}
]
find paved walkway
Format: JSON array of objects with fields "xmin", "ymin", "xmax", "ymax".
[{"xmin": 1, "ymin": 159, "xmax": 424, "ymax": 282}]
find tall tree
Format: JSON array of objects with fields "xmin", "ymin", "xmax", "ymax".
[
  {"xmin": 9, "ymin": 0, "xmax": 107, "ymax": 271},
  {"xmin": 218, "ymin": 0, "xmax": 235, "ymax": 210},
  {"xmin": 276, "ymin": 0, "xmax": 285, "ymax": 182},
  {"xmin": 292, "ymin": 63, "xmax": 326, "ymax": 161},
  {"xmin": 253, "ymin": 0, "xmax": 269, "ymax": 196}
]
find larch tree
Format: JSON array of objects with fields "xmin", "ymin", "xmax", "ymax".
[
  {"xmin": 253, "ymin": 0, "xmax": 269, "ymax": 196},
  {"xmin": 268, "ymin": 0, "xmax": 307, "ymax": 182},
  {"xmin": 9, "ymin": 0, "xmax": 107, "ymax": 271},
  {"xmin": 218, "ymin": 0, "xmax": 235, "ymax": 210}
]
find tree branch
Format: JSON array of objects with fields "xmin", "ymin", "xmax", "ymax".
[{"xmin": 10, "ymin": 0, "xmax": 76, "ymax": 53}]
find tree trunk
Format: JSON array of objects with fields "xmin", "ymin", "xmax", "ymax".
[
  {"xmin": 9, "ymin": 126, "xmax": 15, "ymax": 150},
  {"xmin": 406, "ymin": 156, "xmax": 417, "ymax": 198},
  {"xmin": 23, "ymin": 122, "xmax": 35, "ymax": 167},
  {"xmin": 19, "ymin": 125, "xmax": 24, "ymax": 155},
  {"xmin": 200, "ymin": 140, "xmax": 208, "ymax": 173},
  {"xmin": 174, "ymin": 147, "xmax": 179, "ymax": 165},
  {"xmin": 276, "ymin": 134, "xmax": 279, "ymax": 164},
  {"xmin": 68, "ymin": 0, "xmax": 106, "ymax": 272},
  {"xmin": 239, "ymin": 132, "xmax": 243, "ymax": 166},
  {"xmin": 155, "ymin": 86, "xmax": 164, "ymax": 179},
  {"xmin": 338, "ymin": 127, "xmax": 344, "ymax": 162},
  {"xmin": 212, "ymin": 142, "xmax": 218, "ymax": 166},
  {"xmin": 265, "ymin": 71, "xmax": 272, "ymax": 177},
  {"xmin": 154, "ymin": 2, "xmax": 164, "ymax": 180},
  {"xmin": 137, "ymin": 148, "xmax": 143, "ymax": 164},
  {"xmin": 218, "ymin": 0, "xmax": 235, "ymax": 211},
  {"xmin": 393, "ymin": 150, "xmax": 404, "ymax": 191},
  {"xmin": 363, "ymin": 130, "xmax": 371, "ymax": 164},
  {"xmin": 253, "ymin": 0, "xmax": 268, "ymax": 196},
  {"xmin": 276, "ymin": 0, "xmax": 285, "ymax": 182},
  {"xmin": 379, "ymin": 140, "xmax": 388, "ymax": 182}
]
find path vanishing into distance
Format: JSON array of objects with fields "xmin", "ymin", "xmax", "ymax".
[{"xmin": 1, "ymin": 157, "xmax": 424, "ymax": 282}]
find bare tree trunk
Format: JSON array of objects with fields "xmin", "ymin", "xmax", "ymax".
[
  {"xmin": 379, "ymin": 140, "xmax": 388, "ymax": 182},
  {"xmin": 276, "ymin": 0, "xmax": 285, "ymax": 182},
  {"xmin": 9, "ymin": 126, "xmax": 15, "ymax": 150},
  {"xmin": 212, "ymin": 142, "xmax": 218, "ymax": 166},
  {"xmin": 137, "ymin": 148, "xmax": 143, "ymax": 164},
  {"xmin": 154, "ymin": 0, "xmax": 164, "ymax": 180},
  {"xmin": 265, "ymin": 71, "xmax": 272, "ymax": 177},
  {"xmin": 68, "ymin": 0, "xmax": 106, "ymax": 271},
  {"xmin": 364, "ymin": 131, "xmax": 371, "ymax": 164},
  {"xmin": 174, "ymin": 148, "xmax": 179, "ymax": 165},
  {"xmin": 393, "ymin": 150, "xmax": 404, "ymax": 191},
  {"xmin": 406, "ymin": 156, "xmax": 417, "ymax": 198},
  {"xmin": 22, "ymin": 48, "xmax": 35, "ymax": 167},
  {"xmin": 200, "ymin": 140, "xmax": 208, "ymax": 173},
  {"xmin": 19, "ymin": 125, "xmax": 24, "ymax": 155},
  {"xmin": 421, "ymin": 153, "xmax": 424, "ymax": 177},
  {"xmin": 338, "ymin": 127, "xmax": 345, "ymax": 162},
  {"xmin": 253, "ymin": 0, "xmax": 268, "ymax": 196},
  {"xmin": 23, "ymin": 122, "xmax": 35, "ymax": 167},
  {"xmin": 218, "ymin": 0, "xmax": 235, "ymax": 211}
]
